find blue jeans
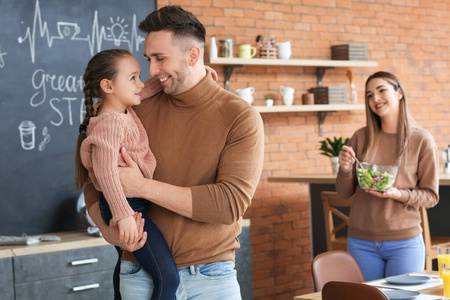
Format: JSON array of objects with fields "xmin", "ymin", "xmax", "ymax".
[
  {"xmin": 347, "ymin": 234, "xmax": 425, "ymax": 281},
  {"xmin": 99, "ymin": 194, "xmax": 179, "ymax": 300},
  {"xmin": 120, "ymin": 261, "xmax": 241, "ymax": 300}
]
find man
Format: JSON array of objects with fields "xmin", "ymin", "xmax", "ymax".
[{"xmin": 84, "ymin": 5, "xmax": 264, "ymax": 299}]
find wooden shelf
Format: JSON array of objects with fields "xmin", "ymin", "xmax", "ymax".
[
  {"xmin": 206, "ymin": 57, "xmax": 378, "ymax": 68},
  {"xmin": 205, "ymin": 57, "xmax": 377, "ymax": 136},
  {"xmin": 254, "ymin": 104, "xmax": 365, "ymax": 113},
  {"xmin": 255, "ymin": 104, "xmax": 365, "ymax": 136},
  {"xmin": 205, "ymin": 57, "xmax": 378, "ymax": 90}
]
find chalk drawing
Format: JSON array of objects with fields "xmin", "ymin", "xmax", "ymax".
[
  {"xmin": 107, "ymin": 17, "xmax": 129, "ymax": 46},
  {"xmin": 18, "ymin": 0, "xmax": 145, "ymax": 63},
  {"xmin": 38, "ymin": 126, "xmax": 51, "ymax": 152},
  {"xmin": 0, "ymin": 45, "xmax": 6, "ymax": 68},
  {"xmin": 18, "ymin": 120, "xmax": 36, "ymax": 150}
]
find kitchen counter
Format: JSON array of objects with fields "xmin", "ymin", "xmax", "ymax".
[
  {"xmin": 0, "ymin": 230, "xmax": 108, "ymax": 258},
  {"xmin": 268, "ymin": 173, "xmax": 450, "ymax": 185},
  {"xmin": 268, "ymin": 173, "xmax": 450, "ymax": 258}
]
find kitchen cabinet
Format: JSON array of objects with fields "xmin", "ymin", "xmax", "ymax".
[
  {"xmin": 0, "ymin": 231, "xmax": 116, "ymax": 300},
  {"xmin": 0, "ymin": 226, "xmax": 254, "ymax": 299},
  {"xmin": 0, "ymin": 257, "xmax": 14, "ymax": 300},
  {"xmin": 205, "ymin": 57, "xmax": 377, "ymax": 136}
]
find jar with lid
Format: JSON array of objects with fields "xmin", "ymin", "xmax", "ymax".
[{"xmin": 219, "ymin": 39, "xmax": 233, "ymax": 58}]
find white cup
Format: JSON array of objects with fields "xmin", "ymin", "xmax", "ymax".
[
  {"xmin": 275, "ymin": 41, "xmax": 292, "ymax": 59},
  {"xmin": 235, "ymin": 87, "xmax": 255, "ymax": 104},
  {"xmin": 279, "ymin": 86, "xmax": 295, "ymax": 106}
]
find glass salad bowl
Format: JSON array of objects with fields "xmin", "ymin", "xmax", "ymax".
[{"xmin": 356, "ymin": 162, "xmax": 399, "ymax": 192}]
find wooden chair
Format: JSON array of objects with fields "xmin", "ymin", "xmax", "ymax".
[
  {"xmin": 322, "ymin": 281, "xmax": 389, "ymax": 300},
  {"xmin": 311, "ymin": 250, "xmax": 365, "ymax": 291},
  {"xmin": 420, "ymin": 206, "xmax": 450, "ymax": 271},
  {"xmin": 321, "ymin": 191, "xmax": 353, "ymax": 251}
]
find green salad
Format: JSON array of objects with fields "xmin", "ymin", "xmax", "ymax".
[{"xmin": 357, "ymin": 167, "xmax": 396, "ymax": 191}]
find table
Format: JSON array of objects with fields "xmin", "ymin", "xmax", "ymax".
[
  {"xmin": 269, "ymin": 173, "xmax": 450, "ymax": 258},
  {"xmin": 294, "ymin": 271, "xmax": 443, "ymax": 299}
]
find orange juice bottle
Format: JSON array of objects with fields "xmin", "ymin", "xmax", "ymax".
[{"xmin": 438, "ymin": 253, "xmax": 450, "ymax": 278}]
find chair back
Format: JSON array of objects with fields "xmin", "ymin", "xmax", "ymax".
[
  {"xmin": 321, "ymin": 191, "xmax": 353, "ymax": 251},
  {"xmin": 322, "ymin": 281, "xmax": 389, "ymax": 300},
  {"xmin": 312, "ymin": 250, "xmax": 364, "ymax": 291},
  {"xmin": 420, "ymin": 206, "xmax": 433, "ymax": 269}
]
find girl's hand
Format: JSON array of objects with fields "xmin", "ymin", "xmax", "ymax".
[
  {"xmin": 339, "ymin": 145, "xmax": 356, "ymax": 173},
  {"xmin": 117, "ymin": 215, "xmax": 139, "ymax": 245},
  {"xmin": 365, "ymin": 187, "xmax": 402, "ymax": 200},
  {"xmin": 205, "ymin": 65, "xmax": 219, "ymax": 81},
  {"xmin": 102, "ymin": 212, "xmax": 147, "ymax": 252}
]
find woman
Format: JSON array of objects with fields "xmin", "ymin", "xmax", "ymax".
[{"xmin": 337, "ymin": 71, "xmax": 439, "ymax": 281}]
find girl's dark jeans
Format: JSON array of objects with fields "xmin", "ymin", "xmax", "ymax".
[{"xmin": 99, "ymin": 194, "xmax": 179, "ymax": 300}]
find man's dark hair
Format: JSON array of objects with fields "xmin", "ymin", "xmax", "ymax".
[{"xmin": 139, "ymin": 5, "xmax": 206, "ymax": 45}]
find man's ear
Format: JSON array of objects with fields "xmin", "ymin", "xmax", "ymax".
[
  {"xmin": 100, "ymin": 79, "xmax": 113, "ymax": 94},
  {"xmin": 188, "ymin": 46, "xmax": 201, "ymax": 66}
]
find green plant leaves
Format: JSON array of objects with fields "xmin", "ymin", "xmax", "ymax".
[{"xmin": 319, "ymin": 136, "xmax": 349, "ymax": 157}]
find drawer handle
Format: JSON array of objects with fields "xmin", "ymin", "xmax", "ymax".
[
  {"xmin": 72, "ymin": 283, "xmax": 100, "ymax": 292},
  {"xmin": 70, "ymin": 258, "xmax": 99, "ymax": 266}
]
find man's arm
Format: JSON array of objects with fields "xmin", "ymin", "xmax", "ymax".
[{"xmin": 118, "ymin": 105, "xmax": 264, "ymax": 224}]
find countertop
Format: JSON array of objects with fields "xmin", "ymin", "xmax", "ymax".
[
  {"xmin": 0, "ymin": 230, "xmax": 108, "ymax": 258},
  {"xmin": 268, "ymin": 173, "xmax": 450, "ymax": 186}
]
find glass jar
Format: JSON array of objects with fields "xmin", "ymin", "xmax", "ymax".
[{"xmin": 219, "ymin": 39, "xmax": 233, "ymax": 58}]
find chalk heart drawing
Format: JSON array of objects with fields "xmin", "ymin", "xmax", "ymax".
[{"xmin": 0, "ymin": 45, "xmax": 6, "ymax": 68}]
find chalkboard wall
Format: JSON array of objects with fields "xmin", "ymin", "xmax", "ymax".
[{"xmin": 0, "ymin": 0, "xmax": 155, "ymax": 235}]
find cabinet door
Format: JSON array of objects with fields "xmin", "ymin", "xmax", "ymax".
[
  {"xmin": 0, "ymin": 257, "xmax": 14, "ymax": 300},
  {"xmin": 14, "ymin": 245, "xmax": 118, "ymax": 283},
  {"xmin": 15, "ymin": 270, "xmax": 114, "ymax": 300}
]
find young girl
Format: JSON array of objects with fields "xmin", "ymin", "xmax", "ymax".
[
  {"xmin": 337, "ymin": 71, "xmax": 439, "ymax": 281},
  {"xmin": 75, "ymin": 49, "xmax": 178, "ymax": 300}
]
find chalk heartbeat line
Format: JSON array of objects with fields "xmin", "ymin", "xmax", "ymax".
[{"xmin": 18, "ymin": 0, "xmax": 145, "ymax": 63}]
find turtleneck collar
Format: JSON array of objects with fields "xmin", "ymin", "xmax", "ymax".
[{"xmin": 165, "ymin": 70, "xmax": 218, "ymax": 110}]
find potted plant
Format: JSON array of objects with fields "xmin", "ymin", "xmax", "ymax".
[
  {"xmin": 319, "ymin": 137, "xmax": 349, "ymax": 174},
  {"xmin": 264, "ymin": 94, "xmax": 274, "ymax": 107}
]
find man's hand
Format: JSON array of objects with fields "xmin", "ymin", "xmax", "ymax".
[{"xmin": 118, "ymin": 147, "xmax": 146, "ymax": 198}]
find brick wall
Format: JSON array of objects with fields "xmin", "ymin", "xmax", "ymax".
[{"xmin": 157, "ymin": 1, "xmax": 450, "ymax": 299}]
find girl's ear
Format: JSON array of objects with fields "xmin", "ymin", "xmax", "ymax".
[{"xmin": 100, "ymin": 79, "xmax": 113, "ymax": 94}]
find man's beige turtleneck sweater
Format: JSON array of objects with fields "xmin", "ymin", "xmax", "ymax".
[{"xmin": 85, "ymin": 72, "xmax": 264, "ymax": 266}]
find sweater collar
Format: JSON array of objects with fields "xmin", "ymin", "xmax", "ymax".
[{"xmin": 166, "ymin": 70, "xmax": 217, "ymax": 110}]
